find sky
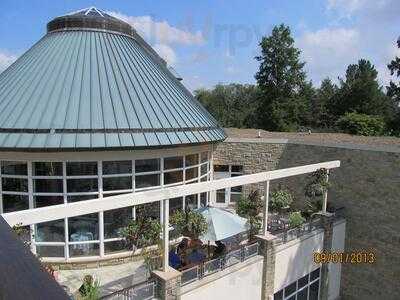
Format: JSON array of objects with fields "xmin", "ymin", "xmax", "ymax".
[{"xmin": 0, "ymin": 0, "xmax": 399, "ymax": 91}]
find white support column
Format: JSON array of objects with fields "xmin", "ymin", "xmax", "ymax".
[
  {"xmin": 98, "ymin": 161, "xmax": 104, "ymax": 257},
  {"xmin": 162, "ymin": 198, "xmax": 169, "ymax": 272},
  {"xmin": 322, "ymin": 170, "xmax": 330, "ymax": 213},
  {"xmin": 63, "ymin": 162, "xmax": 69, "ymax": 259},
  {"xmin": 27, "ymin": 162, "xmax": 36, "ymax": 255},
  {"xmin": 262, "ymin": 180, "xmax": 270, "ymax": 235}
]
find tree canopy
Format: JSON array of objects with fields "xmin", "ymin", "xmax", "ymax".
[{"xmin": 194, "ymin": 25, "xmax": 400, "ymax": 137}]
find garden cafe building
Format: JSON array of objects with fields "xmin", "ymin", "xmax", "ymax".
[
  {"xmin": 0, "ymin": 8, "xmax": 225, "ymax": 260},
  {"xmin": 0, "ymin": 8, "xmax": 350, "ymax": 300}
]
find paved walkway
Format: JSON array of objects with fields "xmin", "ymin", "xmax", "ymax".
[{"xmin": 57, "ymin": 260, "xmax": 148, "ymax": 297}]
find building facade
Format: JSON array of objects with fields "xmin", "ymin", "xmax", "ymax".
[{"xmin": 0, "ymin": 7, "xmax": 225, "ymax": 261}]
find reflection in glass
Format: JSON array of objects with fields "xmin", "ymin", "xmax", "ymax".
[
  {"xmin": 33, "ymin": 179, "xmax": 63, "ymax": 193},
  {"xmin": 68, "ymin": 195, "xmax": 97, "ymax": 202},
  {"xmin": 34, "ymin": 196, "xmax": 64, "ymax": 208},
  {"xmin": 68, "ymin": 213, "xmax": 99, "ymax": 241},
  {"xmin": 135, "ymin": 159, "xmax": 160, "ymax": 173},
  {"xmin": 103, "ymin": 160, "xmax": 132, "ymax": 175},
  {"xmin": 201, "ymin": 152, "xmax": 208, "ymax": 163},
  {"xmin": 136, "ymin": 202, "xmax": 160, "ymax": 220},
  {"xmin": 185, "ymin": 167, "xmax": 198, "ymax": 181},
  {"xmin": 1, "ymin": 161, "xmax": 27, "ymax": 175},
  {"xmin": 2, "ymin": 177, "xmax": 28, "ymax": 192},
  {"xmin": 35, "ymin": 219, "xmax": 65, "ymax": 242},
  {"xmin": 36, "ymin": 246, "xmax": 65, "ymax": 258},
  {"xmin": 169, "ymin": 197, "xmax": 183, "ymax": 215},
  {"xmin": 104, "ymin": 207, "xmax": 132, "ymax": 239},
  {"xmin": 214, "ymin": 165, "xmax": 229, "ymax": 172},
  {"xmin": 284, "ymin": 282, "xmax": 297, "ymax": 298},
  {"xmin": 216, "ymin": 190, "xmax": 226, "ymax": 203},
  {"xmin": 164, "ymin": 156, "xmax": 183, "ymax": 170},
  {"xmin": 66, "ymin": 161, "xmax": 97, "ymax": 176},
  {"xmin": 297, "ymin": 288, "xmax": 308, "ymax": 300},
  {"xmin": 185, "ymin": 154, "xmax": 198, "ymax": 167},
  {"xmin": 2, "ymin": 194, "xmax": 29, "ymax": 212},
  {"xmin": 33, "ymin": 162, "xmax": 62, "ymax": 176},
  {"xmin": 201, "ymin": 164, "xmax": 208, "ymax": 176},
  {"xmin": 200, "ymin": 193, "xmax": 207, "ymax": 207},
  {"xmin": 103, "ymin": 177, "xmax": 132, "ymax": 191},
  {"xmin": 164, "ymin": 171, "xmax": 183, "ymax": 185},
  {"xmin": 185, "ymin": 194, "xmax": 198, "ymax": 210},
  {"xmin": 69, "ymin": 243, "xmax": 99, "ymax": 257},
  {"xmin": 135, "ymin": 174, "xmax": 160, "ymax": 189},
  {"xmin": 231, "ymin": 165, "xmax": 243, "ymax": 173},
  {"xmin": 67, "ymin": 178, "xmax": 98, "ymax": 193},
  {"xmin": 105, "ymin": 240, "xmax": 128, "ymax": 254},
  {"xmin": 309, "ymin": 281, "xmax": 320, "ymax": 300}
]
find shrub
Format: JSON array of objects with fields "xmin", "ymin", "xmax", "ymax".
[
  {"xmin": 270, "ymin": 189, "xmax": 293, "ymax": 212},
  {"xmin": 336, "ymin": 112, "xmax": 385, "ymax": 136},
  {"xmin": 236, "ymin": 190, "xmax": 263, "ymax": 240},
  {"xmin": 170, "ymin": 210, "xmax": 207, "ymax": 239},
  {"xmin": 79, "ymin": 275, "xmax": 100, "ymax": 300},
  {"xmin": 288, "ymin": 212, "xmax": 306, "ymax": 228},
  {"xmin": 121, "ymin": 216, "xmax": 161, "ymax": 252}
]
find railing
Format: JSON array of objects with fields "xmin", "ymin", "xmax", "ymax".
[
  {"xmin": 180, "ymin": 242, "xmax": 260, "ymax": 286},
  {"xmin": 101, "ymin": 280, "xmax": 156, "ymax": 300}
]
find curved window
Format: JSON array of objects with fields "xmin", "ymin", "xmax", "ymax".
[{"xmin": 0, "ymin": 150, "xmax": 211, "ymax": 260}]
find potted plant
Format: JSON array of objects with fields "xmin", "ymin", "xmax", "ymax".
[
  {"xmin": 78, "ymin": 275, "xmax": 100, "ymax": 300},
  {"xmin": 170, "ymin": 209, "xmax": 207, "ymax": 240},
  {"xmin": 236, "ymin": 190, "xmax": 263, "ymax": 240},
  {"xmin": 288, "ymin": 212, "xmax": 306, "ymax": 229},
  {"xmin": 270, "ymin": 189, "xmax": 294, "ymax": 214},
  {"xmin": 303, "ymin": 168, "xmax": 330, "ymax": 218},
  {"xmin": 121, "ymin": 212, "xmax": 162, "ymax": 277}
]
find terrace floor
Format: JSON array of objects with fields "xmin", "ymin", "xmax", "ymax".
[{"xmin": 57, "ymin": 259, "xmax": 147, "ymax": 297}]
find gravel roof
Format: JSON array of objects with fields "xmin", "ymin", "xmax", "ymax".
[{"xmin": 225, "ymin": 128, "xmax": 400, "ymax": 150}]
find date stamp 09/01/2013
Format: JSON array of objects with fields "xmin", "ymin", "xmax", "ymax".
[{"xmin": 313, "ymin": 251, "xmax": 376, "ymax": 264}]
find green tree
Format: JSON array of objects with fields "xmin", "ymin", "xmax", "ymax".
[
  {"xmin": 311, "ymin": 78, "xmax": 338, "ymax": 128},
  {"xmin": 170, "ymin": 209, "xmax": 207, "ymax": 239},
  {"xmin": 255, "ymin": 24, "xmax": 309, "ymax": 131},
  {"xmin": 387, "ymin": 39, "xmax": 400, "ymax": 135},
  {"xmin": 329, "ymin": 59, "xmax": 392, "ymax": 122},
  {"xmin": 195, "ymin": 84, "xmax": 261, "ymax": 128},
  {"xmin": 236, "ymin": 190, "xmax": 263, "ymax": 240}
]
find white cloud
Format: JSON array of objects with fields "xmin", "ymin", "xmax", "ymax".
[
  {"xmin": 153, "ymin": 44, "xmax": 177, "ymax": 66},
  {"xmin": 0, "ymin": 51, "xmax": 17, "ymax": 73},
  {"xmin": 108, "ymin": 12, "xmax": 204, "ymax": 46},
  {"xmin": 297, "ymin": 28, "xmax": 361, "ymax": 85}
]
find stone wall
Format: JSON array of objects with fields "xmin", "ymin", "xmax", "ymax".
[{"xmin": 214, "ymin": 140, "xmax": 400, "ymax": 300}]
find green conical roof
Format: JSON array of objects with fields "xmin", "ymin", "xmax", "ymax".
[{"xmin": 0, "ymin": 7, "xmax": 226, "ymax": 151}]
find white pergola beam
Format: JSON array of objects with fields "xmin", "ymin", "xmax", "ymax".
[{"xmin": 2, "ymin": 161, "xmax": 340, "ymax": 227}]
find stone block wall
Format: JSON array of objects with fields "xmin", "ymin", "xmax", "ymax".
[{"xmin": 214, "ymin": 140, "xmax": 400, "ymax": 300}]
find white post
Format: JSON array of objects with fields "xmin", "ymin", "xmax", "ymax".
[
  {"xmin": 162, "ymin": 199, "xmax": 169, "ymax": 272},
  {"xmin": 322, "ymin": 170, "xmax": 330, "ymax": 213},
  {"xmin": 263, "ymin": 181, "xmax": 270, "ymax": 235}
]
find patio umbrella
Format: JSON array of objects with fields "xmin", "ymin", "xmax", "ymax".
[{"xmin": 195, "ymin": 206, "xmax": 249, "ymax": 242}]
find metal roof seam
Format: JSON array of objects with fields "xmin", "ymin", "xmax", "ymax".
[
  {"xmin": 113, "ymin": 35, "xmax": 173, "ymax": 134},
  {"xmin": 119, "ymin": 36, "xmax": 191, "ymax": 130},
  {"xmin": 0, "ymin": 35, "xmax": 59, "ymax": 126},
  {"xmin": 101, "ymin": 33, "xmax": 136, "ymax": 146},
  {"xmin": 3, "ymin": 33, "xmax": 67, "ymax": 130}
]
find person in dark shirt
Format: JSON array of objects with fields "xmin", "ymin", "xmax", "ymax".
[
  {"xmin": 213, "ymin": 240, "xmax": 226, "ymax": 258},
  {"xmin": 187, "ymin": 247, "xmax": 206, "ymax": 265},
  {"xmin": 169, "ymin": 246, "xmax": 181, "ymax": 269}
]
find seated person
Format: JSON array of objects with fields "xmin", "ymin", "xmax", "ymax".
[
  {"xmin": 187, "ymin": 247, "xmax": 206, "ymax": 265},
  {"xmin": 213, "ymin": 240, "xmax": 226, "ymax": 258},
  {"xmin": 169, "ymin": 246, "xmax": 181, "ymax": 269},
  {"xmin": 177, "ymin": 238, "xmax": 189, "ymax": 256}
]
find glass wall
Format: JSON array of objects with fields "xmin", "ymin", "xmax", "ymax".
[
  {"xmin": 274, "ymin": 268, "xmax": 321, "ymax": 300},
  {"xmin": 0, "ymin": 150, "xmax": 211, "ymax": 260}
]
